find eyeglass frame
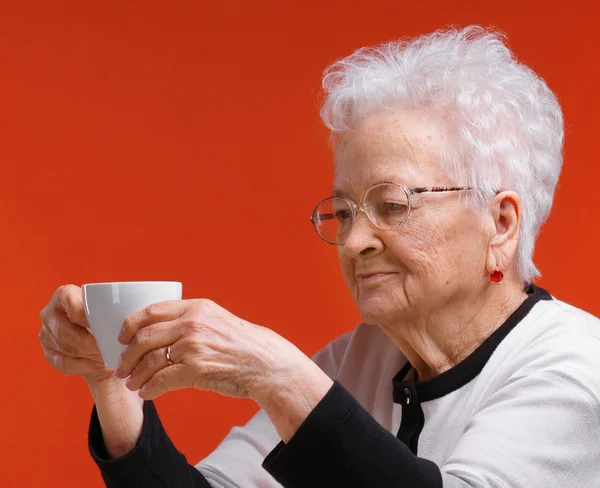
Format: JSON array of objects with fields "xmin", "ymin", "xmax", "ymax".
[{"xmin": 309, "ymin": 182, "xmax": 473, "ymax": 245}]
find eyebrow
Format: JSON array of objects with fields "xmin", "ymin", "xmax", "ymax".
[{"xmin": 331, "ymin": 180, "xmax": 403, "ymax": 197}]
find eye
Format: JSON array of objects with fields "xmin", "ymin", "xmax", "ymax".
[
  {"xmin": 334, "ymin": 209, "xmax": 353, "ymax": 222},
  {"xmin": 381, "ymin": 201, "xmax": 408, "ymax": 213}
]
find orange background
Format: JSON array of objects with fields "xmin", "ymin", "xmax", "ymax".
[{"xmin": 0, "ymin": 1, "xmax": 598, "ymax": 486}]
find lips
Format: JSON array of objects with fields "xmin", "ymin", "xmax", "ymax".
[
  {"xmin": 355, "ymin": 271, "xmax": 395, "ymax": 278},
  {"xmin": 355, "ymin": 271, "xmax": 396, "ymax": 282}
]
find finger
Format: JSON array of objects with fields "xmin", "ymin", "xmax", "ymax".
[
  {"xmin": 137, "ymin": 364, "xmax": 192, "ymax": 400},
  {"xmin": 43, "ymin": 346, "xmax": 105, "ymax": 376},
  {"xmin": 39, "ymin": 322, "xmax": 60, "ymax": 351},
  {"xmin": 40, "ymin": 324, "xmax": 104, "ymax": 365},
  {"xmin": 119, "ymin": 300, "xmax": 190, "ymax": 345},
  {"xmin": 42, "ymin": 311, "xmax": 101, "ymax": 360},
  {"xmin": 53, "ymin": 284, "xmax": 90, "ymax": 329},
  {"xmin": 117, "ymin": 320, "xmax": 185, "ymax": 378},
  {"xmin": 125, "ymin": 346, "xmax": 171, "ymax": 391}
]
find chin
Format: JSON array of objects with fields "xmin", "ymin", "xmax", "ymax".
[{"xmin": 358, "ymin": 299, "xmax": 403, "ymax": 326}]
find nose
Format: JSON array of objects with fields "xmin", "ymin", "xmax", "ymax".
[{"xmin": 341, "ymin": 210, "xmax": 384, "ymax": 258}]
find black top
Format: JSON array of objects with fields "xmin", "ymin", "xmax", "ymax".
[{"xmin": 88, "ymin": 285, "xmax": 551, "ymax": 487}]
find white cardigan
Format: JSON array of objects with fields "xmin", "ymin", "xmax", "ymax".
[{"xmin": 196, "ymin": 289, "xmax": 600, "ymax": 487}]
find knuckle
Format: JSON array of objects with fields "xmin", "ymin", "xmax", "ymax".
[
  {"xmin": 146, "ymin": 350, "xmax": 163, "ymax": 370},
  {"xmin": 145, "ymin": 303, "xmax": 162, "ymax": 319},
  {"xmin": 184, "ymin": 316, "xmax": 205, "ymax": 333},
  {"xmin": 185, "ymin": 326, "xmax": 208, "ymax": 344},
  {"xmin": 56, "ymin": 284, "xmax": 67, "ymax": 298},
  {"xmin": 182, "ymin": 335, "xmax": 204, "ymax": 356},
  {"xmin": 62, "ymin": 284, "xmax": 79, "ymax": 295},
  {"xmin": 121, "ymin": 316, "xmax": 133, "ymax": 334},
  {"xmin": 189, "ymin": 300, "xmax": 205, "ymax": 316},
  {"xmin": 133, "ymin": 328, "xmax": 151, "ymax": 348},
  {"xmin": 56, "ymin": 284, "xmax": 80, "ymax": 317},
  {"xmin": 197, "ymin": 298, "xmax": 215, "ymax": 311},
  {"xmin": 56, "ymin": 285, "xmax": 70, "ymax": 306},
  {"xmin": 64, "ymin": 290, "xmax": 78, "ymax": 315}
]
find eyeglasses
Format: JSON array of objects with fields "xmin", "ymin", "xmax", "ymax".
[{"xmin": 310, "ymin": 182, "xmax": 472, "ymax": 245}]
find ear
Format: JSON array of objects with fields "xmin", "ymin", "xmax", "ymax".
[{"xmin": 486, "ymin": 191, "xmax": 522, "ymax": 274}]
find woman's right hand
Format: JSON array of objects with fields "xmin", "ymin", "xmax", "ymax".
[{"xmin": 39, "ymin": 284, "xmax": 113, "ymax": 385}]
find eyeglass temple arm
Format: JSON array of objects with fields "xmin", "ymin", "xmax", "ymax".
[{"xmin": 409, "ymin": 186, "xmax": 472, "ymax": 194}]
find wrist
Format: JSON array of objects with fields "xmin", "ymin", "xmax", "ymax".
[
  {"xmin": 86, "ymin": 375, "xmax": 140, "ymax": 404},
  {"xmin": 87, "ymin": 376, "xmax": 144, "ymax": 459},
  {"xmin": 255, "ymin": 360, "xmax": 333, "ymax": 443}
]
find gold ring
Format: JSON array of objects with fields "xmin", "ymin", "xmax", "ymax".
[{"xmin": 166, "ymin": 345, "xmax": 174, "ymax": 366}]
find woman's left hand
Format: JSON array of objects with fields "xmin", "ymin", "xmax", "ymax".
[{"xmin": 115, "ymin": 299, "xmax": 320, "ymax": 406}]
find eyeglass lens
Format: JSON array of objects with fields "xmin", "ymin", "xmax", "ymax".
[{"xmin": 313, "ymin": 183, "xmax": 410, "ymax": 244}]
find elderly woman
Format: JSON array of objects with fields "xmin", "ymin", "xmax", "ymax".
[{"xmin": 39, "ymin": 26, "xmax": 600, "ymax": 487}]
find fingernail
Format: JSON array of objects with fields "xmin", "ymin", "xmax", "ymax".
[
  {"xmin": 126, "ymin": 378, "xmax": 132, "ymax": 389},
  {"xmin": 115, "ymin": 367, "xmax": 123, "ymax": 378}
]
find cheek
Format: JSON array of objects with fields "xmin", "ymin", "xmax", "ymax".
[
  {"xmin": 384, "ymin": 227, "xmax": 430, "ymax": 270},
  {"xmin": 338, "ymin": 252, "xmax": 357, "ymax": 289},
  {"xmin": 397, "ymin": 217, "xmax": 486, "ymax": 284},
  {"xmin": 386, "ymin": 223, "xmax": 456, "ymax": 278}
]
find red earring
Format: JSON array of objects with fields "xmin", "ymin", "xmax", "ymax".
[{"xmin": 490, "ymin": 269, "xmax": 504, "ymax": 284}]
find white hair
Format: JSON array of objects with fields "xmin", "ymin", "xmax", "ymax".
[{"xmin": 320, "ymin": 26, "xmax": 564, "ymax": 282}]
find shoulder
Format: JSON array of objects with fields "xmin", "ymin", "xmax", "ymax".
[
  {"xmin": 502, "ymin": 296, "xmax": 600, "ymax": 356},
  {"xmin": 491, "ymin": 297, "xmax": 600, "ymax": 397},
  {"xmin": 519, "ymin": 297, "xmax": 600, "ymax": 353},
  {"xmin": 545, "ymin": 297, "xmax": 600, "ymax": 334},
  {"xmin": 540, "ymin": 298, "xmax": 600, "ymax": 383}
]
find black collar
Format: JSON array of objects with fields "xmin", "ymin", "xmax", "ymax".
[{"xmin": 392, "ymin": 285, "xmax": 553, "ymax": 403}]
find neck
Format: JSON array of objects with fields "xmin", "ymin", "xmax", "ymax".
[{"xmin": 378, "ymin": 281, "xmax": 529, "ymax": 382}]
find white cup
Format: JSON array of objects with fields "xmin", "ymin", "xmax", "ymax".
[{"xmin": 82, "ymin": 281, "xmax": 183, "ymax": 369}]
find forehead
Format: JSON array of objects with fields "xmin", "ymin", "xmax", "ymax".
[{"xmin": 333, "ymin": 108, "xmax": 448, "ymax": 193}]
